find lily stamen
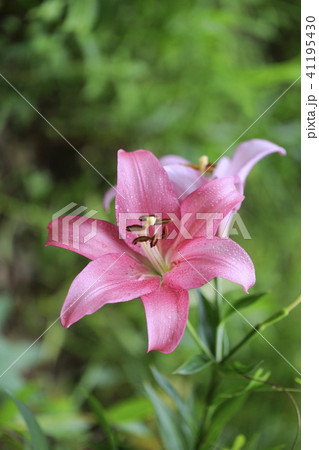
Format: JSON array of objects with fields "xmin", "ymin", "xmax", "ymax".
[
  {"xmin": 150, "ymin": 235, "xmax": 158, "ymax": 248},
  {"xmin": 199, "ymin": 155, "xmax": 209, "ymax": 173},
  {"xmin": 155, "ymin": 218, "xmax": 172, "ymax": 225},
  {"xmin": 126, "ymin": 224, "xmax": 144, "ymax": 232},
  {"xmin": 132, "ymin": 236, "xmax": 152, "ymax": 245},
  {"xmin": 127, "ymin": 215, "xmax": 170, "ymax": 262},
  {"xmin": 184, "ymin": 156, "xmax": 216, "ymax": 174},
  {"xmin": 204, "ymin": 162, "xmax": 216, "ymax": 173},
  {"xmin": 161, "ymin": 225, "xmax": 168, "ymax": 240},
  {"xmin": 139, "ymin": 214, "xmax": 157, "ymax": 222}
]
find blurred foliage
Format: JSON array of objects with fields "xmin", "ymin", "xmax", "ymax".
[{"xmin": 0, "ymin": 0, "xmax": 300, "ymax": 448}]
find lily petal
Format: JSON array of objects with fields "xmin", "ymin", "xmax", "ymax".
[
  {"xmin": 46, "ymin": 217, "xmax": 130, "ymax": 260},
  {"xmin": 177, "ymin": 177, "xmax": 244, "ymax": 240},
  {"xmin": 103, "ymin": 187, "xmax": 117, "ymax": 211},
  {"xmin": 103, "ymin": 155, "xmax": 191, "ymax": 211},
  {"xmin": 141, "ymin": 284, "xmax": 189, "ymax": 353},
  {"xmin": 116, "ymin": 149, "xmax": 180, "ymax": 218},
  {"xmin": 116, "ymin": 149, "xmax": 180, "ymax": 251},
  {"xmin": 165, "ymin": 237, "xmax": 255, "ymax": 293},
  {"xmin": 164, "ymin": 164, "xmax": 207, "ymax": 201},
  {"xmin": 214, "ymin": 139, "xmax": 286, "ymax": 192},
  {"xmin": 212, "ymin": 156, "xmax": 231, "ymax": 179},
  {"xmin": 160, "ymin": 154, "xmax": 191, "ymax": 166},
  {"xmin": 61, "ymin": 253, "xmax": 159, "ymax": 327}
]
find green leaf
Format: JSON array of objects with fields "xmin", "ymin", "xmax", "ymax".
[
  {"xmin": 215, "ymin": 322, "xmax": 229, "ymax": 361},
  {"xmin": 63, "ymin": 0, "xmax": 99, "ymax": 35},
  {"xmin": 197, "ymin": 291, "xmax": 219, "ymax": 355},
  {"xmin": 213, "ymin": 279, "xmax": 230, "ymax": 361},
  {"xmin": 5, "ymin": 390, "xmax": 49, "ymax": 450},
  {"xmin": 243, "ymin": 432, "xmax": 261, "ymax": 450},
  {"xmin": 231, "ymin": 434, "xmax": 247, "ymax": 450},
  {"xmin": 174, "ymin": 354, "xmax": 213, "ymax": 375},
  {"xmin": 204, "ymin": 395, "xmax": 247, "ymax": 445},
  {"xmin": 244, "ymin": 368, "xmax": 271, "ymax": 392},
  {"xmin": 85, "ymin": 390, "xmax": 117, "ymax": 449},
  {"xmin": 223, "ymin": 292, "xmax": 267, "ymax": 319},
  {"xmin": 28, "ymin": 0, "xmax": 65, "ymax": 22},
  {"xmin": 0, "ymin": 293, "xmax": 12, "ymax": 330},
  {"xmin": 105, "ymin": 397, "xmax": 153, "ymax": 423},
  {"xmin": 144, "ymin": 384, "xmax": 189, "ymax": 450},
  {"xmin": 150, "ymin": 367, "xmax": 195, "ymax": 434},
  {"xmin": 222, "ymin": 360, "xmax": 263, "ymax": 375},
  {"xmin": 28, "ymin": 411, "xmax": 90, "ymax": 439}
]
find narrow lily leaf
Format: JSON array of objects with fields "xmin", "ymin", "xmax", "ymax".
[
  {"xmin": 204, "ymin": 395, "xmax": 246, "ymax": 445},
  {"xmin": 243, "ymin": 433, "xmax": 261, "ymax": 450},
  {"xmin": 231, "ymin": 434, "xmax": 247, "ymax": 450},
  {"xmin": 244, "ymin": 368, "xmax": 271, "ymax": 392},
  {"xmin": 223, "ymin": 292, "xmax": 267, "ymax": 319},
  {"xmin": 86, "ymin": 391, "xmax": 117, "ymax": 449},
  {"xmin": 197, "ymin": 291, "xmax": 219, "ymax": 356},
  {"xmin": 215, "ymin": 322, "xmax": 229, "ymax": 361},
  {"xmin": 105, "ymin": 397, "xmax": 153, "ymax": 423},
  {"xmin": 114, "ymin": 421, "xmax": 150, "ymax": 437},
  {"xmin": 6, "ymin": 390, "xmax": 49, "ymax": 450},
  {"xmin": 150, "ymin": 367, "xmax": 195, "ymax": 434},
  {"xmin": 201, "ymin": 367, "xmax": 271, "ymax": 445},
  {"xmin": 220, "ymin": 297, "xmax": 301, "ymax": 363},
  {"xmin": 144, "ymin": 384, "xmax": 189, "ymax": 450},
  {"xmin": 264, "ymin": 446, "xmax": 287, "ymax": 450},
  {"xmin": 210, "ymin": 371, "xmax": 262, "ymax": 407},
  {"xmin": 222, "ymin": 360, "xmax": 263, "ymax": 375},
  {"xmin": 174, "ymin": 354, "xmax": 213, "ymax": 375}
]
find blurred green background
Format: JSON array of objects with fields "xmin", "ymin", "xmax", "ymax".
[{"xmin": 0, "ymin": 0, "xmax": 300, "ymax": 449}]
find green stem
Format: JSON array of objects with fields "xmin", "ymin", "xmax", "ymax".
[
  {"xmin": 238, "ymin": 374, "xmax": 300, "ymax": 450},
  {"xmin": 221, "ymin": 296, "xmax": 301, "ymax": 364},
  {"xmin": 215, "ymin": 278, "xmax": 225, "ymax": 362},
  {"xmin": 283, "ymin": 296, "xmax": 301, "ymax": 315},
  {"xmin": 186, "ymin": 320, "xmax": 213, "ymax": 359},
  {"xmin": 194, "ymin": 367, "xmax": 219, "ymax": 450},
  {"xmin": 194, "ymin": 279, "xmax": 223, "ymax": 449},
  {"xmin": 215, "ymin": 277, "xmax": 222, "ymax": 306}
]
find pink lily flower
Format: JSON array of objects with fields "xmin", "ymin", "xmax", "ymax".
[
  {"xmin": 46, "ymin": 150, "xmax": 255, "ymax": 353},
  {"xmin": 103, "ymin": 139, "xmax": 286, "ymax": 215}
]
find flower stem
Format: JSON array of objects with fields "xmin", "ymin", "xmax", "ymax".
[
  {"xmin": 215, "ymin": 277, "xmax": 222, "ymax": 306},
  {"xmin": 238, "ymin": 374, "xmax": 300, "ymax": 450},
  {"xmin": 194, "ymin": 367, "xmax": 219, "ymax": 449},
  {"xmin": 194, "ymin": 279, "xmax": 223, "ymax": 448},
  {"xmin": 215, "ymin": 277, "xmax": 225, "ymax": 361},
  {"xmin": 186, "ymin": 320, "xmax": 213, "ymax": 359},
  {"xmin": 221, "ymin": 296, "xmax": 301, "ymax": 364}
]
